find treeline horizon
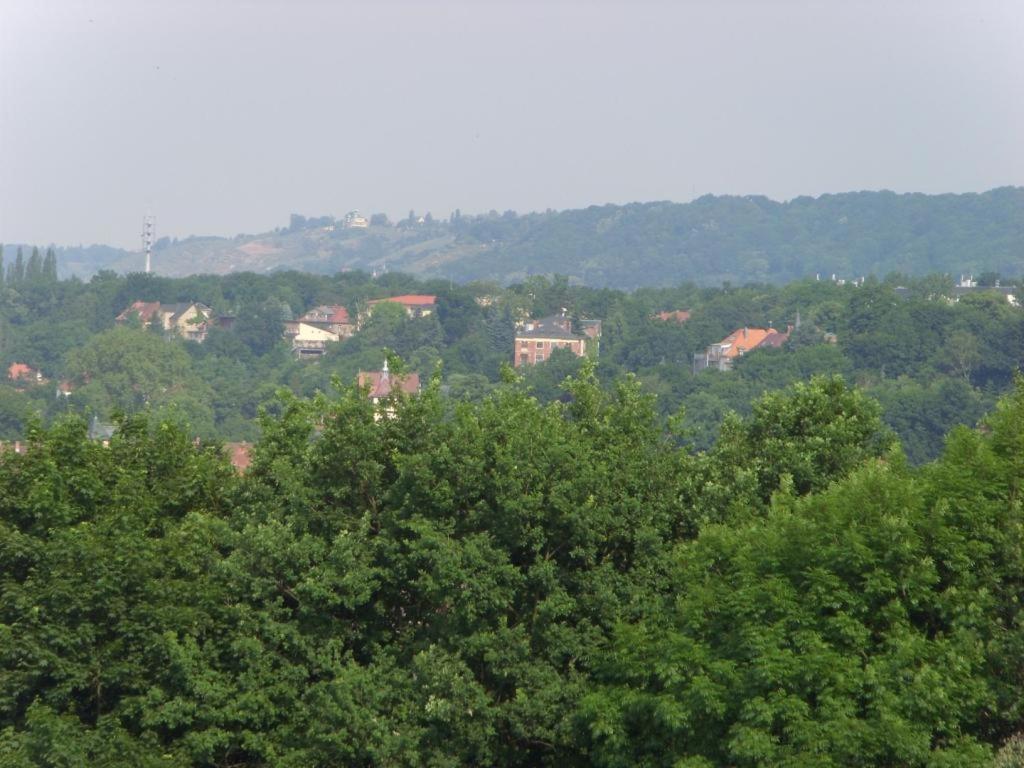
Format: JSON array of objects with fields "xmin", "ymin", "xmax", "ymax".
[{"xmin": 10, "ymin": 186, "xmax": 1023, "ymax": 287}]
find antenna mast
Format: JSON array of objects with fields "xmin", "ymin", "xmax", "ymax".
[{"xmin": 142, "ymin": 214, "xmax": 155, "ymax": 274}]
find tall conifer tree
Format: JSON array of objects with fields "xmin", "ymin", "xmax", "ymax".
[
  {"xmin": 26, "ymin": 246, "xmax": 42, "ymax": 281},
  {"xmin": 10, "ymin": 246, "xmax": 24, "ymax": 284},
  {"xmin": 43, "ymin": 247, "xmax": 58, "ymax": 281}
]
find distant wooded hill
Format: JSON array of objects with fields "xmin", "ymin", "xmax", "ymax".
[{"xmin": 52, "ymin": 187, "xmax": 1024, "ymax": 287}]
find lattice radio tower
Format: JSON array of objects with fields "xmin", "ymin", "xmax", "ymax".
[{"xmin": 142, "ymin": 214, "xmax": 155, "ymax": 274}]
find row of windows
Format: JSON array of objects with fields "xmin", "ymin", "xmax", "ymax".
[{"xmin": 518, "ymin": 339, "xmax": 575, "ymax": 349}]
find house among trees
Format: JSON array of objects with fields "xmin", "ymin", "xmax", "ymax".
[
  {"xmin": 951, "ymin": 275, "xmax": 1019, "ymax": 306},
  {"xmin": 298, "ymin": 305, "xmax": 355, "ymax": 337},
  {"xmin": 654, "ymin": 309, "xmax": 691, "ymax": 323},
  {"xmin": 366, "ymin": 294, "xmax": 437, "ymax": 320},
  {"xmin": 284, "ymin": 305, "xmax": 355, "ymax": 356},
  {"xmin": 693, "ymin": 326, "xmax": 790, "ymax": 372},
  {"xmin": 513, "ymin": 310, "xmax": 601, "ymax": 368},
  {"xmin": 343, "ymin": 211, "xmax": 369, "ymax": 229},
  {"xmin": 357, "ymin": 360, "xmax": 420, "ymax": 419},
  {"xmin": 285, "ymin": 322, "xmax": 341, "ymax": 357},
  {"xmin": 115, "ymin": 301, "xmax": 214, "ymax": 342},
  {"xmin": 8, "ymin": 362, "xmax": 44, "ymax": 385}
]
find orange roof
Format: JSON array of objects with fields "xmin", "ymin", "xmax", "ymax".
[
  {"xmin": 225, "ymin": 442, "xmax": 252, "ymax": 473},
  {"xmin": 368, "ymin": 294, "xmax": 436, "ymax": 307},
  {"xmin": 8, "ymin": 363, "xmax": 35, "ymax": 381},
  {"xmin": 357, "ymin": 370, "xmax": 420, "ymax": 398},
  {"xmin": 116, "ymin": 300, "xmax": 162, "ymax": 322},
  {"xmin": 717, "ymin": 327, "xmax": 776, "ymax": 358}
]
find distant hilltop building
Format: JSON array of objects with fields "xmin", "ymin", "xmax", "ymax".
[
  {"xmin": 514, "ymin": 309, "xmax": 601, "ymax": 368},
  {"xmin": 693, "ymin": 326, "xmax": 790, "ymax": 373},
  {"xmin": 893, "ymin": 275, "xmax": 1019, "ymax": 307},
  {"xmin": 343, "ymin": 211, "xmax": 369, "ymax": 229}
]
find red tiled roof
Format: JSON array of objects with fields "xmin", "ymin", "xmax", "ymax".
[
  {"xmin": 327, "ymin": 306, "xmax": 350, "ymax": 323},
  {"xmin": 8, "ymin": 363, "xmax": 36, "ymax": 381},
  {"xmin": 116, "ymin": 300, "xmax": 162, "ymax": 323},
  {"xmin": 717, "ymin": 327, "xmax": 776, "ymax": 358},
  {"xmin": 302, "ymin": 305, "xmax": 351, "ymax": 324},
  {"xmin": 368, "ymin": 294, "xmax": 436, "ymax": 307},
  {"xmin": 357, "ymin": 370, "xmax": 420, "ymax": 399}
]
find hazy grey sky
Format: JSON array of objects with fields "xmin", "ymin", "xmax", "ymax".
[{"xmin": 2, "ymin": 0, "xmax": 1022, "ymax": 248}]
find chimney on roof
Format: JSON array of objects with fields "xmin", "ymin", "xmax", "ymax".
[
  {"xmin": 743, "ymin": 327, "xmax": 748, "ymax": 339},
  {"xmin": 381, "ymin": 358, "xmax": 389, "ymax": 381}
]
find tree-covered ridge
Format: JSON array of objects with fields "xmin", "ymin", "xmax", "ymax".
[
  {"xmin": 2, "ymin": 371, "xmax": 1023, "ymax": 766},
  {"xmin": 39, "ymin": 187, "xmax": 1024, "ymax": 287}
]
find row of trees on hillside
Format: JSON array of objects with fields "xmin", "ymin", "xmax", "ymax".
[
  {"xmin": 0, "ymin": 266, "xmax": 1020, "ymax": 462},
  {"xmin": 47, "ymin": 189, "xmax": 1024, "ymax": 286}
]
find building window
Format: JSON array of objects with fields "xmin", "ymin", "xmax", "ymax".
[
  {"xmin": 535, "ymin": 353, "xmax": 544, "ymax": 363},
  {"xmin": 536, "ymin": 340, "xmax": 545, "ymax": 348},
  {"xmin": 520, "ymin": 339, "xmax": 528, "ymax": 347}
]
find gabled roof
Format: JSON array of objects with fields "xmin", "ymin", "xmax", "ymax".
[
  {"xmin": 367, "ymin": 294, "xmax": 437, "ymax": 307},
  {"xmin": 302, "ymin": 305, "xmax": 351, "ymax": 324},
  {"xmin": 329, "ymin": 306, "xmax": 351, "ymax": 323},
  {"xmin": 760, "ymin": 328, "xmax": 791, "ymax": 348},
  {"xmin": 116, "ymin": 301, "xmax": 162, "ymax": 322},
  {"xmin": 716, "ymin": 327, "xmax": 777, "ymax": 358},
  {"xmin": 163, "ymin": 302, "xmax": 212, "ymax": 321},
  {"xmin": 293, "ymin": 323, "xmax": 340, "ymax": 341},
  {"xmin": 357, "ymin": 370, "xmax": 420, "ymax": 399},
  {"xmin": 517, "ymin": 311, "xmax": 596, "ymax": 341}
]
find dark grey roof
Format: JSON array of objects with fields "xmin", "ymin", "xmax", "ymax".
[{"xmin": 88, "ymin": 416, "xmax": 116, "ymax": 441}]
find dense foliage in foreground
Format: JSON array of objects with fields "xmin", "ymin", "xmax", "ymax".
[{"xmin": 2, "ymin": 369, "xmax": 1023, "ymax": 766}]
